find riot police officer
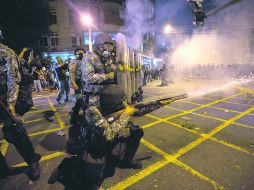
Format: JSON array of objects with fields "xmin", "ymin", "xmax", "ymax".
[
  {"xmin": 66, "ymin": 34, "xmax": 116, "ymax": 155},
  {"xmin": 69, "ymin": 47, "xmax": 86, "ymax": 124},
  {"xmin": 48, "ymin": 84, "xmax": 143, "ymax": 190},
  {"xmin": 0, "ymin": 26, "xmax": 41, "ymax": 180},
  {"xmin": 80, "ymin": 33, "xmax": 116, "ymax": 108}
]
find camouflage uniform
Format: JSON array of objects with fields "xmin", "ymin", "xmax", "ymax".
[
  {"xmin": 0, "ymin": 43, "xmax": 41, "ymax": 179},
  {"xmin": 0, "ymin": 43, "xmax": 20, "ymax": 106},
  {"xmin": 81, "ymin": 104, "xmax": 143, "ymax": 189},
  {"xmin": 81, "ymin": 52, "xmax": 114, "ymax": 107},
  {"xmin": 85, "ymin": 105, "xmax": 130, "ymax": 142}
]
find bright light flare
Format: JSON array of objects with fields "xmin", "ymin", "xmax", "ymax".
[
  {"xmin": 164, "ymin": 24, "xmax": 173, "ymax": 34},
  {"xmin": 81, "ymin": 14, "xmax": 92, "ymax": 26}
]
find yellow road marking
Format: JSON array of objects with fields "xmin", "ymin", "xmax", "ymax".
[
  {"xmin": 0, "ymin": 140, "xmax": 9, "ymax": 156},
  {"xmin": 14, "ymin": 152, "xmax": 66, "ymax": 167},
  {"xmin": 165, "ymin": 105, "xmax": 254, "ymax": 129},
  {"xmin": 109, "ymin": 104, "xmax": 254, "ymax": 190},
  {"xmin": 146, "ymin": 114, "xmax": 254, "ymax": 157},
  {"xmin": 25, "ymin": 118, "xmax": 46, "ymax": 124},
  {"xmin": 141, "ymin": 120, "xmax": 162, "ymax": 129},
  {"xmin": 47, "ymin": 97, "xmax": 66, "ymax": 130},
  {"xmin": 108, "ymin": 159, "xmax": 169, "ymax": 190},
  {"xmin": 25, "ymin": 113, "xmax": 69, "ymax": 124},
  {"xmin": 209, "ymin": 137, "xmax": 254, "ymax": 157},
  {"xmin": 109, "ymin": 138, "xmax": 224, "ymax": 190},
  {"xmin": 182, "ymin": 99, "xmax": 254, "ymax": 116},
  {"xmin": 162, "ymin": 93, "xmax": 242, "ymax": 121},
  {"xmin": 174, "ymin": 159, "xmax": 223, "ymax": 190},
  {"xmin": 190, "ymin": 96, "xmax": 254, "ymax": 107},
  {"xmin": 141, "ymin": 139, "xmax": 222, "ymax": 189},
  {"xmin": 235, "ymin": 85, "xmax": 254, "ymax": 94},
  {"xmin": 28, "ymin": 127, "xmax": 62, "ymax": 137},
  {"xmin": 173, "ymin": 107, "xmax": 254, "ymax": 158},
  {"xmin": 27, "ymin": 105, "xmax": 72, "ymax": 115},
  {"xmin": 142, "ymin": 93, "xmax": 242, "ymax": 131}
]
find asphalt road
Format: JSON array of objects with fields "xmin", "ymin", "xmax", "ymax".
[{"xmin": 0, "ymin": 79, "xmax": 254, "ymax": 190}]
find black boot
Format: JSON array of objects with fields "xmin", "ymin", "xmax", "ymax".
[
  {"xmin": 27, "ymin": 153, "xmax": 41, "ymax": 181},
  {"xmin": 27, "ymin": 161, "xmax": 41, "ymax": 181}
]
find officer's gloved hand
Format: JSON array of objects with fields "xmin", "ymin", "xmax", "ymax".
[
  {"xmin": 72, "ymin": 82, "xmax": 79, "ymax": 91},
  {"xmin": 106, "ymin": 72, "xmax": 115, "ymax": 80},
  {"xmin": 124, "ymin": 106, "xmax": 135, "ymax": 116}
]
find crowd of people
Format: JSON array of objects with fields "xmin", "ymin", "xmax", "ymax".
[
  {"xmin": 182, "ymin": 63, "xmax": 254, "ymax": 80},
  {"xmin": 0, "ymin": 29, "xmax": 146, "ymax": 190},
  {"xmin": 141, "ymin": 62, "xmax": 254, "ymax": 87}
]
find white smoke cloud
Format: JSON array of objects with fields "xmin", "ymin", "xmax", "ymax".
[
  {"xmin": 170, "ymin": 0, "xmax": 254, "ymax": 70},
  {"xmin": 121, "ymin": 0, "xmax": 153, "ymax": 50}
]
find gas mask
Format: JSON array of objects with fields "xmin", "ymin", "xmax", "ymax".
[{"xmin": 95, "ymin": 42, "xmax": 115, "ymax": 65}]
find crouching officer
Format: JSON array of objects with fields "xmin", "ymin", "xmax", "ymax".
[
  {"xmin": 48, "ymin": 85, "xmax": 143, "ymax": 189},
  {"xmin": 69, "ymin": 47, "xmax": 86, "ymax": 124},
  {"xmin": 0, "ymin": 26, "xmax": 41, "ymax": 180},
  {"xmin": 84, "ymin": 84, "xmax": 144, "ymax": 188}
]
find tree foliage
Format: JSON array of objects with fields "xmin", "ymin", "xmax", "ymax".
[{"xmin": 0, "ymin": 0, "xmax": 49, "ymax": 52}]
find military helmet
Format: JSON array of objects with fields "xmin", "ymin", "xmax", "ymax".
[
  {"xmin": 94, "ymin": 33, "xmax": 114, "ymax": 45},
  {"xmin": 100, "ymin": 84, "xmax": 127, "ymax": 115}
]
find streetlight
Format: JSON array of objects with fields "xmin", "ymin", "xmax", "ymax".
[
  {"xmin": 164, "ymin": 24, "xmax": 173, "ymax": 34},
  {"xmin": 81, "ymin": 14, "xmax": 93, "ymax": 52}
]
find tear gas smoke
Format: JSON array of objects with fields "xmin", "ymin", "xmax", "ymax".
[
  {"xmin": 168, "ymin": 0, "xmax": 254, "ymax": 79},
  {"xmin": 151, "ymin": 0, "xmax": 254, "ymax": 97},
  {"xmin": 121, "ymin": 0, "xmax": 153, "ymax": 50}
]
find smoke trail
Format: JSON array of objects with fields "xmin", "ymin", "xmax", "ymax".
[{"xmin": 121, "ymin": 0, "xmax": 153, "ymax": 50}]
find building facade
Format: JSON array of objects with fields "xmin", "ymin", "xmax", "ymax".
[
  {"xmin": 36, "ymin": 0, "xmax": 124, "ymax": 53},
  {"xmin": 36, "ymin": 0, "xmax": 155, "ymax": 60}
]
